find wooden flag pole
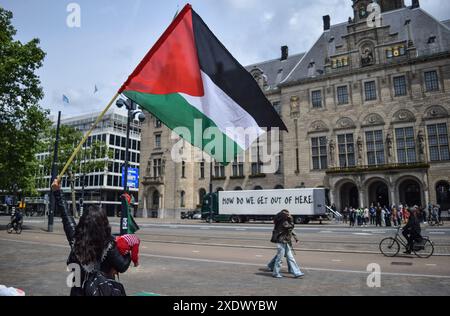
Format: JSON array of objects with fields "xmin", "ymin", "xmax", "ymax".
[{"xmin": 57, "ymin": 92, "xmax": 120, "ymax": 180}]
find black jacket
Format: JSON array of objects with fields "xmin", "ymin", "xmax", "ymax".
[
  {"xmin": 54, "ymin": 190, "xmax": 131, "ymax": 296},
  {"xmin": 272, "ymin": 213, "xmax": 296, "ymax": 244},
  {"xmin": 403, "ymin": 212, "xmax": 421, "ymax": 235}
]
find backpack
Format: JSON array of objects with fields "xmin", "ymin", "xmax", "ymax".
[
  {"xmin": 83, "ymin": 269, "xmax": 126, "ymax": 296},
  {"xmin": 81, "ymin": 242, "xmax": 126, "ymax": 296}
]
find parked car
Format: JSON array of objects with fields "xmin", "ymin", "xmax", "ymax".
[{"xmin": 192, "ymin": 212, "xmax": 202, "ymax": 220}]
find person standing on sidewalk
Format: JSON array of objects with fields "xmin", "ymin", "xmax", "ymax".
[
  {"xmin": 51, "ymin": 178, "xmax": 131, "ymax": 295},
  {"xmin": 267, "ymin": 210, "xmax": 304, "ymax": 279}
]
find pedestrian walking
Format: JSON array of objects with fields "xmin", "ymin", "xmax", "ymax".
[{"xmin": 267, "ymin": 210, "xmax": 304, "ymax": 279}]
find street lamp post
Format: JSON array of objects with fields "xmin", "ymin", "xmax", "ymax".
[
  {"xmin": 116, "ymin": 97, "xmax": 145, "ymax": 235},
  {"xmin": 79, "ymin": 144, "xmax": 86, "ymax": 217}
]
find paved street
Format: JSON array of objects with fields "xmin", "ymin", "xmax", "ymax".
[{"xmin": 1, "ymin": 216, "xmax": 450, "ymax": 296}]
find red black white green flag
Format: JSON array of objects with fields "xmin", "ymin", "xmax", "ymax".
[{"xmin": 119, "ymin": 4, "xmax": 287, "ymax": 163}]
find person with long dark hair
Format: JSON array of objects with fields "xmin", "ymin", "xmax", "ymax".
[{"xmin": 51, "ymin": 179, "xmax": 131, "ymax": 296}]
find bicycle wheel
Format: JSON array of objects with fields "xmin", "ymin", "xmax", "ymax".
[
  {"xmin": 379, "ymin": 237, "xmax": 400, "ymax": 257},
  {"xmin": 16, "ymin": 223, "xmax": 22, "ymax": 234},
  {"xmin": 414, "ymin": 239, "xmax": 434, "ymax": 258}
]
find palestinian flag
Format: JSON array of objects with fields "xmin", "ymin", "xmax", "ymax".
[
  {"xmin": 121, "ymin": 193, "xmax": 139, "ymax": 234},
  {"xmin": 119, "ymin": 4, "xmax": 287, "ymax": 163}
]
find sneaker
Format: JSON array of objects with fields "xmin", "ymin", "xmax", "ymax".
[
  {"xmin": 273, "ymin": 274, "xmax": 283, "ymax": 278},
  {"xmin": 294, "ymin": 273, "xmax": 305, "ymax": 279},
  {"xmin": 403, "ymin": 250, "xmax": 411, "ymax": 254}
]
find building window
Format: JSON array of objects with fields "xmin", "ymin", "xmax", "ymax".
[
  {"xmin": 181, "ymin": 161, "xmax": 186, "ymax": 178},
  {"xmin": 332, "ymin": 56, "xmax": 348, "ymax": 69},
  {"xmin": 153, "ymin": 159, "xmax": 162, "ymax": 177},
  {"xmin": 199, "ymin": 161, "xmax": 205, "ymax": 179},
  {"xmin": 155, "ymin": 119, "xmax": 162, "ymax": 128},
  {"xmin": 311, "ymin": 90, "xmax": 322, "ymax": 108},
  {"xmin": 337, "ymin": 86, "xmax": 349, "ymax": 105},
  {"xmin": 232, "ymin": 159, "xmax": 244, "ymax": 177},
  {"xmin": 272, "ymin": 101, "xmax": 281, "ymax": 116},
  {"xmin": 109, "ymin": 134, "xmax": 115, "ymax": 146},
  {"xmin": 155, "ymin": 134, "xmax": 161, "ymax": 149},
  {"xmin": 311, "ymin": 136, "xmax": 327, "ymax": 170},
  {"xmin": 427, "ymin": 123, "xmax": 450, "ymax": 161},
  {"xmin": 214, "ymin": 162, "xmax": 225, "ymax": 178},
  {"xmin": 338, "ymin": 134, "xmax": 355, "ymax": 167},
  {"xmin": 424, "ymin": 70, "xmax": 439, "ymax": 92},
  {"xmin": 366, "ymin": 130, "xmax": 385, "ymax": 166},
  {"xmin": 395, "ymin": 127, "xmax": 416, "ymax": 164},
  {"xmin": 364, "ymin": 81, "xmax": 377, "ymax": 101},
  {"xmin": 393, "ymin": 76, "xmax": 407, "ymax": 97},
  {"xmin": 386, "ymin": 45, "xmax": 406, "ymax": 59},
  {"xmin": 180, "ymin": 191, "xmax": 185, "ymax": 208},
  {"xmin": 251, "ymin": 162, "xmax": 262, "ymax": 175}
]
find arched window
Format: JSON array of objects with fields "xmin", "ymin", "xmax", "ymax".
[{"xmin": 180, "ymin": 191, "xmax": 185, "ymax": 208}]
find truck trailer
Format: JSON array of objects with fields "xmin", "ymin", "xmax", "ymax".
[{"xmin": 201, "ymin": 188, "xmax": 327, "ymax": 224}]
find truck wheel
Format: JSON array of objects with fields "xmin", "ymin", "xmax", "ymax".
[
  {"xmin": 294, "ymin": 217, "xmax": 302, "ymax": 224},
  {"xmin": 302, "ymin": 218, "xmax": 310, "ymax": 224},
  {"xmin": 230, "ymin": 215, "xmax": 240, "ymax": 223}
]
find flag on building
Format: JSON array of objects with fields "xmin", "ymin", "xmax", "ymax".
[
  {"xmin": 62, "ymin": 94, "xmax": 70, "ymax": 104},
  {"xmin": 94, "ymin": 85, "xmax": 98, "ymax": 94},
  {"xmin": 119, "ymin": 4, "xmax": 287, "ymax": 164}
]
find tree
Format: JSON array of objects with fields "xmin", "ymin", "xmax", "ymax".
[
  {"xmin": 0, "ymin": 7, "xmax": 49, "ymax": 197},
  {"xmin": 41, "ymin": 125, "xmax": 112, "ymax": 217}
]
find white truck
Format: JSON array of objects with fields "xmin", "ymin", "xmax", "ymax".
[{"xmin": 201, "ymin": 188, "xmax": 328, "ymax": 224}]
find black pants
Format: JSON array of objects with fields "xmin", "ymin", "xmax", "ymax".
[{"xmin": 402, "ymin": 229, "xmax": 422, "ymax": 251}]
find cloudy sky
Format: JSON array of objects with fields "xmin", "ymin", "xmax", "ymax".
[{"xmin": 1, "ymin": 0, "xmax": 449, "ymax": 117}]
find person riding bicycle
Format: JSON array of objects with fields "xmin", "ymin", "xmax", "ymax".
[
  {"xmin": 10, "ymin": 209, "xmax": 23, "ymax": 230},
  {"xmin": 402, "ymin": 205, "xmax": 423, "ymax": 254}
]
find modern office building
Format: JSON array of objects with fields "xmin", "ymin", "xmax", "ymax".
[{"xmin": 35, "ymin": 108, "xmax": 142, "ymax": 216}]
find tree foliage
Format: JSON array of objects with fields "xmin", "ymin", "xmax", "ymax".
[{"xmin": 0, "ymin": 7, "xmax": 49, "ymax": 196}]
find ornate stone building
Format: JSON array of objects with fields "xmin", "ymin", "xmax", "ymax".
[{"xmin": 138, "ymin": 0, "xmax": 450, "ymax": 218}]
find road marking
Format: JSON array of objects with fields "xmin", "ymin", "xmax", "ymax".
[
  {"xmin": 192, "ymin": 250, "xmax": 200, "ymax": 253},
  {"xmin": 2, "ymin": 238, "xmax": 450, "ymax": 279},
  {"xmin": 319, "ymin": 231, "xmax": 333, "ymax": 234},
  {"xmin": 235, "ymin": 228, "xmax": 246, "ymax": 231},
  {"xmin": 332, "ymin": 259, "xmax": 342, "ymax": 262},
  {"xmin": 391, "ymin": 262, "xmax": 413, "ymax": 266},
  {"xmin": 169, "ymin": 226, "xmax": 178, "ymax": 229},
  {"xmin": 200, "ymin": 227, "xmax": 210, "ymax": 230},
  {"xmin": 429, "ymin": 232, "xmax": 445, "ymax": 235},
  {"xmin": 255, "ymin": 255, "xmax": 263, "ymax": 258},
  {"xmin": 352, "ymin": 233, "xmax": 373, "ymax": 236},
  {"xmin": 138, "ymin": 253, "xmax": 450, "ymax": 279},
  {"xmin": 426, "ymin": 264, "xmax": 437, "ymax": 267}
]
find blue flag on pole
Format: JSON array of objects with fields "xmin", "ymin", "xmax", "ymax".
[
  {"xmin": 62, "ymin": 95, "xmax": 70, "ymax": 104},
  {"xmin": 94, "ymin": 85, "xmax": 98, "ymax": 94}
]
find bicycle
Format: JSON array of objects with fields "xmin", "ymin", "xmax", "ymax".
[
  {"xmin": 379, "ymin": 226, "xmax": 434, "ymax": 258},
  {"xmin": 6, "ymin": 221, "xmax": 23, "ymax": 234}
]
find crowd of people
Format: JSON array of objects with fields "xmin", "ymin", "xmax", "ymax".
[{"xmin": 338, "ymin": 203, "xmax": 443, "ymax": 227}]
